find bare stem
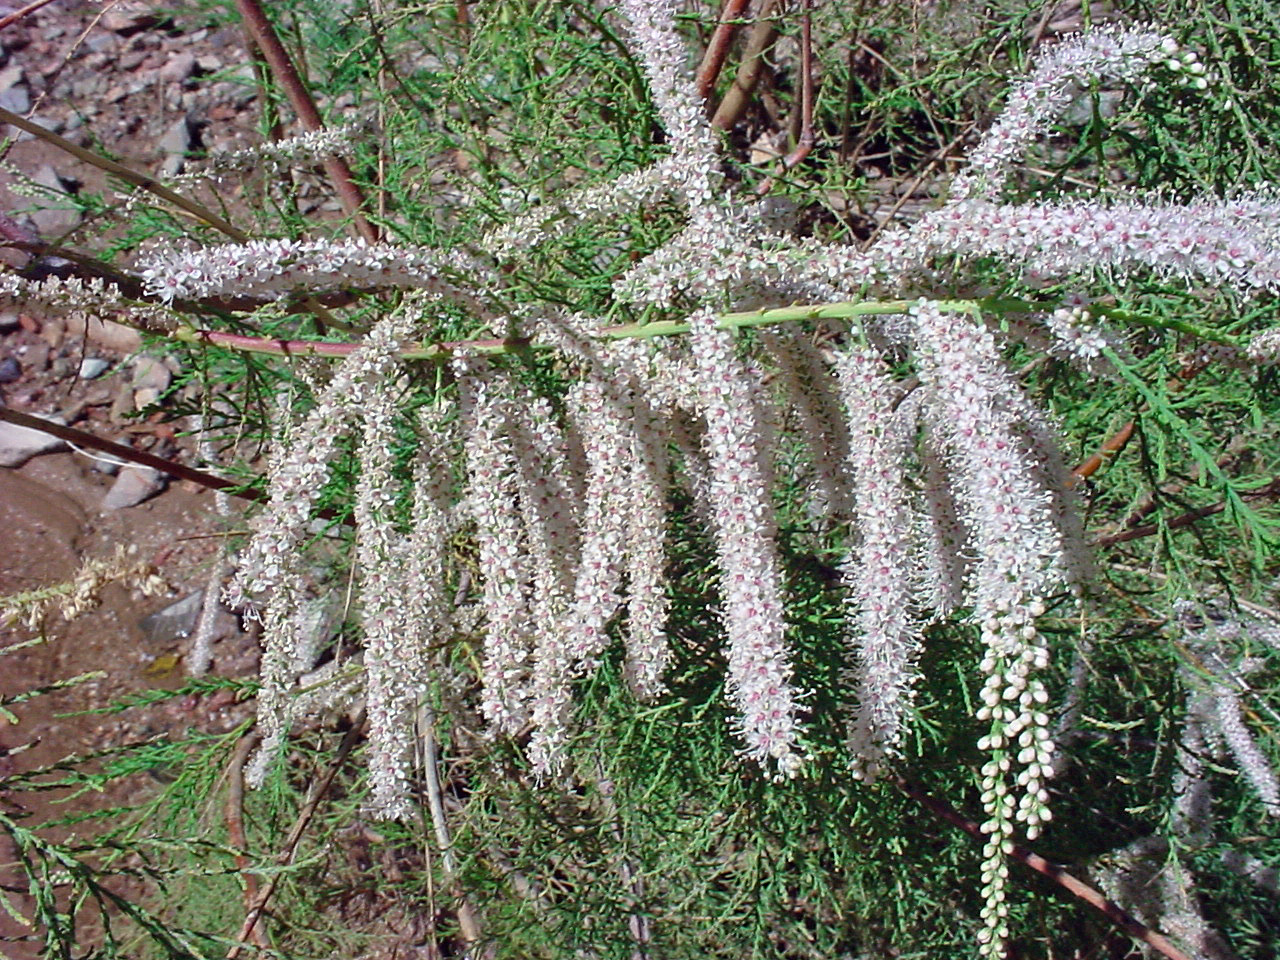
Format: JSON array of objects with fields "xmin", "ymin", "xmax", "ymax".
[
  {"xmin": 710, "ymin": 0, "xmax": 781, "ymax": 131},
  {"xmin": 234, "ymin": 0, "xmax": 380, "ymax": 244},
  {"xmin": 696, "ymin": 0, "xmax": 751, "ymax": 103}
]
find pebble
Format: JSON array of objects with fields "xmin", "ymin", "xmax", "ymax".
[
  {"xmin": 102, "ymin": 6, "xmax": 163, "ymax": 35},
  {"xmin": 131, "ymin": 356, "xmax": 172, "ymax": 393},
  {"xmin": 160, "ymin": 52, "xmax": 196, "ymax": 83},
  {"xmin": 78, "ymin": 357, "xmax": 109, "ymax": 379},
  {"xmin": 158, "ymin": 115, "xmax": 193, "ymax": 177},
  {"xmin": 101, "ymin": 464, "xmax": 165, "ymax": 509},
  {"xmin": 139, "ymin": 591, "xmax": 204, "ymax": 643},
  {"xmin": 28, "ymin": 164, "xmax": 82, "ymax": 237},
  {"xmin": 65, "ymin": 315, "xmax": 143, "ymax": 354},
  {"xmin": 0, "ymin": 356, "xmax": 19, "ymax": 383},
  {"xmin": 0, "ymin": 414, "xmax": 67, "ymax": 467}
]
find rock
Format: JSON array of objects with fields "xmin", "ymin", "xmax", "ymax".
[
  {"xmin": 101, "ymin": 464, "xmax": 165, "ymax": 509},
  {"xmin": 27, "ymin": 164, "xmax": 82, "ymax": 237},
  {"xmin": 157, "ymin": 115, "xmax": 192, "ymax": 177},
  {"xmin": 102, "ymin": 5, "xmax": 164, "ymax": 35},
  {"xmin": 78, "ymin": 357, "xmax": 109, "ymax": 379},
  {"xmin": 160, "ymin": 52, "xmax": 196, "ymax": 83},
  {"xmin": 133, "ymin": 387, "xmax": 159, "ymax": 410},
  {"xmin": 0, "ymin": 413, "xmax": 66, "ymax": 467},
  {"xmin": 0, "ymin": 63, "xmax": 23, "ymax": 96},
  {"xmin": 139, "ymin": 590, "xmax": 204, "ymax": 643},
  {"xmin": 64, "ymin": 315, "xmax": 143, "ymax": 354},
  {"xmin": 0, "ymin": 356, "xmax": 18, "ymax": 383},
  {"xmin": 0, "ymin": 310, "xmax": 18, "ymax": 332},
  {"xmin": 0, "ymin": 67, "xmax": 29, "ymax": 115},
  {"xmin": 89, "ymin": 455, "xmax": 121, "ymax": 476},
  {"xmin": 84, "ymin": 34, "xmax": 116, "ymax": 55},
  {"xmin": 131, "ymin": 355, "xmax": 171, "ymax": 392}
]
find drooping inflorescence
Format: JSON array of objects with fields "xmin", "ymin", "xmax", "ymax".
[{"xmin": 111, "ymin": 10, "xmax": 1280, "ymax": 958}]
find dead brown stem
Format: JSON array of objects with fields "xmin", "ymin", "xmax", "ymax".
[
  {"xmin": 225, "ymin": 732, "xmax": 271, "ymax": 950},
  {"xmin": 0, "ymin": 406, "xmax": 265, "ymax": 505},
  {"xmin": 225, "ymin": 711, "xmax": 368, "ymax": 959},
  {"xmin": 0, "ymin": 105, "xmax": 249, "ymax": 241},
  {"xmin": 0, "ymin": 0, "xmax": 59, "ymax": 33},
  {"xmin": 1092, "ymin": 477, "xmax": 1280, "ymax": 547}
]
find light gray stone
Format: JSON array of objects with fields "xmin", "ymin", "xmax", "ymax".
[
  {"xmin": 28, "ymin": 165, "xmax": 82, "ymax": 237},
  {"xmin": 160, "ymin": 52, "xmax": 197, "ymax": 83},
  {"xmin": 139, "ymin": 590, "xmax": 203, "ymax": 643},
  {"xmin": 79, "ymin": 357, "xmax": 110, "ymax": 379},
  {"xmin": 0, "ymin": 415, "xmax": 66, "ymax": 467},
  {"xmin": 158, "ymin": 116, "xmax": 193, "ymax": 177},
  {"xmin": 101, "ymin": 465, "xmax": 165, "ymax": 509}
]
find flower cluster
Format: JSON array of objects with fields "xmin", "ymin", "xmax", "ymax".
[
  {"xmin": 203, "ymin": 124, "xmax": 366, "ymax": 171},
  {"xmin": 143, "ymin": 10, "xmax": 1280, "ymax": 955},
  {"xmin": 689, "ymin": 307, "xmax": 803, "ymax": 775},
  {"xmin": 952, "ymin": 27, "xmax": 1179, "ymax": 200},
  {"xmin": 140, "ymin": 237, "xmax": 480, "ymax": 304},
  {"xmin": 835, "ymin": 346, "xmax": 918, "ymax": 778}
]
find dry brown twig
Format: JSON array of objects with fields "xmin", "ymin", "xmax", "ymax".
[
  {"xmin": 225, "ymin": 732, "xmax": 271, "ymax": 951},
  {"xmin": 225, "ymin": 710, "xmax": 368, "ymax": 960}
]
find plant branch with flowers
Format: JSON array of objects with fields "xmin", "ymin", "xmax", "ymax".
[{"xmin": 3, "ymin": 3, "xmax": 1279, "ymax": 957}]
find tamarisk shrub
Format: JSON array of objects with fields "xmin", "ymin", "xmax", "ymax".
[{"xmin": 12, "ymin": 5, "xmax": 1279, "ymax": 956}]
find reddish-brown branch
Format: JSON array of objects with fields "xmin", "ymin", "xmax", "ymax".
[
  {"xmin": 1070, "ymin": 419, "xmax": 1135, "ymax": 487},
  {"xmin": 756, "ymin": 0, "xmax": 815, "ymax": 196},
  {"xmin": 0, "ymin": 406, "xmax": 265, "ymax": 505},
  {"xmin": 696, "ymin": 0, "xmax": 752, "ymax": 102},
  {"xmin": 1071, "ymin": 358, "xmax": 1208, "ymax": 488},
  {"xmin": 0, "ymin": 0, "xmax": 59, "ymax": 33},
  {"xmin": 893, "ymin": 776, "xmax": 1193, "ymax": 960},
  {"xmin": 225, "ymin": 712, "xmax": 367, "ymax": 959},
  {"xmin": 710, "ymin": 0, "xmax": 781, "ymax": 131},
  {"xmin": 1092, "ymin": 476, "xmax": 1280, "ymax": 546},
  {"xmin": 225, "ymin": 732, "xmax": 270, "ymax": 950},
  {"xmin": 233, "ymin": 0, "xmax": 379, "ymax": 244}
]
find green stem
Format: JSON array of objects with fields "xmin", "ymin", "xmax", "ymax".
[
  {"xmin": 172, "ymin": 297, "xmax": 1022, "ymax": 360},
  {"xmin": 159, "ymin": 296, "xmax": 1243, "ymax": 360}
]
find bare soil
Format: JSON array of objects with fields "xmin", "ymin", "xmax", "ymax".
[{"xmin": 0, "ymin": 3, "xmax": 269, "ymax": 955}]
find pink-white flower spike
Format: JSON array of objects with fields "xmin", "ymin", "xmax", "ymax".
[
  {"xmin": 355, "ymin": 367, "xmax": 417, "ymax": 819},
  {"xmin": 689, "ymin": 308, "xmax": 804, "ymax": 777},
  {"xmin": 835, "ymin": 346, "xmax": 921, "ymax": 781},
  {"xmin": 623, "ymin": 393, "xmax": 673, "ymax": 701},
  {"xmin": 903, "ymin": 194, "xmax": 1280, "ymax": 296},
  {"xmin": 140, "ymin": 236, "xmax": 482, "ymax": 303},
  {"xmin": 953, "ymin": 27, "xmax": 1179, "ymax": 200},
  {"xmin": 459, "ymin": 369, "xmax": 534, "ymax": 734},
  {"xmin": 911, "ymin": 300, "xmax": 1066, "ymax": 956},
  {"xmin": 616, "ymin": 0, "xmax": 716, "ymax": 208}
]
